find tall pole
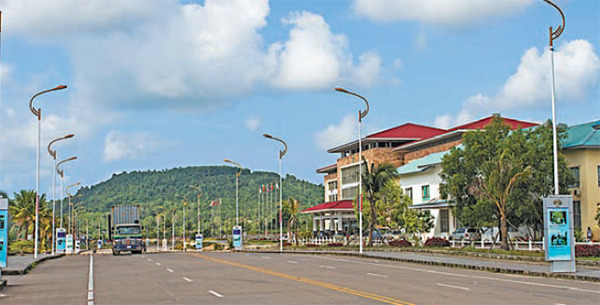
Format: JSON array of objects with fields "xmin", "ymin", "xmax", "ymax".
[
  {"xmin": 335, "ymin": 87, "xmax": 369, "ymax": 254},
  {"xmin": 263, "ymin": 134, "xmax": 287, "ymax": 253},
  {"xmin": 29, "ymin": 85, "xmax": 67, "ymax": 258},
  {"xmin": 543, "ymin": 0, "xmax": 565, "ymax": 195},
  {"xmin": 171, "ymin": 209, "xmax": 175, "ymax": 250},
  {"xmin": 48, "ymin": 134, "xmax": 75, "ymax": 256},
  {"xmin": 224, "ymin": 160, "xmax": 243, "ymax": 230},
  {"xmin": 57, "ymin": 156, "xmax": 77, "ymax": 229}
]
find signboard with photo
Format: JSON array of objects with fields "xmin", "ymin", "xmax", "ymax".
[
  {"xmin": 546, "ymin": 208, "xmax": 571, "ymax": 261},
  {"xmin": 0, "ymin": 198, "xmax": 8, "ymax": 268}
]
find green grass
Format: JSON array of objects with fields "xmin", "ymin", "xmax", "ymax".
[{"xmin": 577, "ymin": 256, "xmax": 600, "ymax": 261}]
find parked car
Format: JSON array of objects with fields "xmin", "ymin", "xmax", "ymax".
[{"xmin": 449, "ymin": 228, "xmax": 481, "ymax": 241}]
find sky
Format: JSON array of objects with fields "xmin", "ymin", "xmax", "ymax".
[{"xmin": 0, "ymin": 0, "xmax": 598, "ymax": 197}]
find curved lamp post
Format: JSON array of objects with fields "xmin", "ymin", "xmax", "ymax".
[
  {"xmin": 57, "ymin": 156, "xmax": 77, "ymax": 228},
  {"xmin": 224, "ymin": 159, "xmax": 243, "ymax": 227},
  {"xmin": 29, "ymin": 85, "xmax": 67, "ymax": 258},
  {"xmin": 47, "ymin": 134, "xmax": 74, "ymax": 255},
  {"xmin": 175, "ymin": 194, "xmax": 189, "ymax": 251},
  {"xmin": 543, "ymin": 0, "xmax": 565, "ymax": 195},
  {"xmin": 263, "ymin": 134, "xmax": 288, "ymax": 253},
  {"xmin": 66, "ymin": 182, "xmax": 81, "ymax": 235},
  {"xmin": 188, "ymin": 185, "xmax": 202, "ymax": 236},
  {"xmin": 334, "ymin": 87, "xmax": 369, "ymax": 254}
]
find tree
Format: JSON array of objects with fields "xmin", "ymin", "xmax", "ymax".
[
  {"xmin": 285, "ymin": 197, "xmax": 300, "ymax": 245},
  {"xmin": 360, "ymin": 160, "xmax": 398, "ymax": 246},
  {"xmin": 10, "ymin": 190, "xmax": 37, "ymax": 240}
]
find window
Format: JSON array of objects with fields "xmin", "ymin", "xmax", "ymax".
[
  {"xmin": 328, "ymin": 194, "xmax": 338, "ymax": 202},
  {"xmin": 574, "ymin": 201, "xmax": 582, "ymax": 230},
  {"xmin": 597, "ymin": 165, "xmax": 600, "ymax": 187},
  {"xmin": 570, "ymin": 167, "xmax": 580, "ymax": 188},
  {"xmin": 405, "ymin": 187, "xmax": 413, "ymax": 201},
  {"xmin": 341, "ymin": 165, "xmax": 360, "ymax": 185},
  {"xmin": 440, "ymin": 209, "xmax": 449, "ymax": 233},
  {"xmin": 422, "ymin": 185, "xmax": 430, "ymax": 201},
  {"xmin": 342, "ymin": 186, "xmax": 358, "ymax": 201},
  {"xmin": 327, "ymin": 180, "xmax": 338, "ymax": 192}
]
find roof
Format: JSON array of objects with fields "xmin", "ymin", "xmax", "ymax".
[
  {"xmin": 300, "ymin": 200, "xmax": 354, "ymax": 213},
  {"xmin": 448, "ymin": 115, "xmax": 539, "ymax": 131},
  {"xmin": 408, "ymin": 199, "xmax": 453, "ymax": 209},
  {"xmin": 397, "ymin": 151, "xmax": 447, "ymax": 175},
  {"xmin": 394, "ymin": 130, "xmax": 464, "ymax": 152},
  {"xmin": 316, "ymin": 164, "xmax": 337, "ymax": 174},
  {"xmin": 563, "ymin": 119, "xmax": 600, "ymax": 149}
]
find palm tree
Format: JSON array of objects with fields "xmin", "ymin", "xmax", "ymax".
[
  {"xmin": 10, "ymin": 190, "xmax": 37, "ymax": 240},
  {"xmin": 361, "ymin": 159, "xmax": 398, "ymax": 246},
  {"xmin": 285, "ymin": 197, "xmax": 300, "ymax": 245}
]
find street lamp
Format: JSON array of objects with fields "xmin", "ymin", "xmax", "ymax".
[
  {"xmin": 48, "ymin": 134, "xmax": 75, "ymax": 255},
  {"xmin": 334, "ymin": 87, "xmax": 369, "ymax": 254},
  {"xmin": 263, "ymin": 134, "xmax": 288, "ymax": 253},
  {"xmin": 29, "ymin": 85, "xmax": 68, "ymax": 258},
  {"xmin": 176, "ymin": 194, "xmax": 188, "ymax": 251},
  {"xmin": 66, "ymin": 182, "xmax": 81, "ymax": 235},
  {"xmin": 224, "ymin": 159, "xmax": 242, "ymax": 227},
  {"xmin": 188, "ymin": 185, "xmax": 202, "ymax": 236},
  {"xmin": 57, "ymin": 156, "xmax": 77, "ymax": 228},
  {"xmin": 543, "ymin": 0, "xmax": 566, "ymax": 195}
]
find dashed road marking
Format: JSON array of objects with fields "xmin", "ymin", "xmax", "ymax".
[
  {"xmin": 287, "ymin": 260, "xmax": 298, "ymax": 264},
  {"xmin": 319, "ymin": 265, "xmax": 336, "ymax": 270},
  {"xmin": 87, "ymin": 255, "xmax": 95, "ymax": 305},
  {"xmin": 261, "ymin": 256, "xmax": 271, "ymax": 259},
  {"xmin": 367, "ymin": 272, "xmax": 388, "ymax": 278},
  {"xmin": 183, "ymin": 277, "xmax": 193, "ymax": 282},
  {"xmin": 156, "ymin": 262, "xmax": 161, "ymax": 266},
  {"xmin": 147, "ymin": 258, "xmax": 152, "ymax": 262},
  {"xmin": 209, "ymin": 290, "xmax": 224, "ymax": 298},
  {"xmin": 436, "ymin": 283, "xmax": 471, "ymax": 291},
  {"xmin": 167, "ymin": 268, "xmax": 174, "ymax": 273}
]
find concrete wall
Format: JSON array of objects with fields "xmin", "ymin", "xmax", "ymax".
[{"xmin": 565, "ymin": 148, "xmax": 600, "ymax": 240}]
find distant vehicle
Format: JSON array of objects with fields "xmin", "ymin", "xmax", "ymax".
[
  {"xmin": 383, "ymin": 230, "xmax": 403, "ymax": 240},
  {"xmin": 110, "ymin": 205, "xmax": 144, "ymax": 255},
  {"xmin": 450, "ymin": 228, "xmax": 480, "ymax": 241}
]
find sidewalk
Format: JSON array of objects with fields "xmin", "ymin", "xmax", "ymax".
[
  {"xmin": 2, "ymin": 253, "xmax": 65, "ymax": 276},
  {"xmin": 242, "ymin": 249, "xmax": 600, "ymax": 282}
]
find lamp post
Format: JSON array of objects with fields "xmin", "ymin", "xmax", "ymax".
[
  {"xmin": 188, "ymin": 185, "xmax": 202, "ymax": 235},
  {"xmin": 48, "ymin": 134, "xmax": 74, "ymax": 255},
  {"xmin": 176, "ymin": 194, "xmax": 188, "ymax": 251},
  {"xmin": 334, "ymin": 87, "xmax": 369, "ymax": 254},
  {"xmin": 263, "ymin": 134, "xmax": 288, "ymax": 253},
  {"xmin": 66, "ymin": 183, "xmax": 81, "ymax": 235},
  {"xmin": 57, "ymin": 156, "xmax": 77, "ymax": 228},
  {"xmin": 29, "ymin": 85, "xmax": 68, "ymax": 258},
  {"xmin": 543, "ymin": 0, "xmax": 565, "ymax": 195},
  {"xmin": 224, "ymin": 159, "xmax": 242, "ymax": 227}
]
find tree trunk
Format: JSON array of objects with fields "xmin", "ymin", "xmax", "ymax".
[
  {"xmin": 500, "ymin": 214, "xmax": 509, "ymax": 250},
  {"xmin": 368, "ymin": 195, "xmax": 377, "ymax": 247}
]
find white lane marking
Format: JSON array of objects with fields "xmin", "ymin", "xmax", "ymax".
[
  {"xmin": 147, "ymin": 258, "xmax": 152, "ymax": 262},
  {"xmin": 156, "ymin": 262, "xmax": 161, "ymax": 266},
  {"xmin": 366, "ymin": 272, "xmax": 388, "ymax": 278},
  {"xmin": 554, "ymin": 303, "xmax": 568, "ymax": 305},
  {"xmin": 141, "ymin": 255, "xmax": 145, "ymax": 258},
  {"xmin": 261, "ymin": 256, "xmax": 271, "ymax": 259},
  {"xmin": 208, "ymin": 290, "xmax": 224, "ymax": 298},
  {"xmin": 183, "ymin": 277, "xmax": 193, "ymax": 282},
  {"xmin": 436, "ymin": 283, "xmax": 471, "ymax": 291},
  {"xmin": 87, "ymin": 255, "xmax": 94, "ymax": 305},
  {"xmin": 167, "ymin": 268, "xmax": 174, "ymax": 273},
  {"xmin": 319, "ymin": 265, "xmax": 336, "ymax": 270},
  {"xmin": 318, "ymin": 256, "xmax": 600, "ymax": 295},
  {"xmin": 287, "ymin": 260, "xmax": 298, "ymax": 264}
]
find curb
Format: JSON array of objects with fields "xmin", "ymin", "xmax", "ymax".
[
  {"xmin": 239, "ymin": 250, "xmax": 599, "ymax": 283},
  {"xmin": 0, "ymin": 280, "xmax": 6, "ymax": 292},
  {"xmin": 1, "ymin": 254, "xmax": 65, "ymax": 276}
]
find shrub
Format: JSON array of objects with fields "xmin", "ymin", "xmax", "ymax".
[
  {"xmin": 575, "ymin": 244, "xmax": 600, "ymax": 257},
  {"xmin": 306, "ymin": 244, "xmax": 320, "ymax": 248},
  {"xmin": 283, "ymin": 242, "xmax": 292, "ymax": 246},
  {"xmin": 389, "ymin": 239, "xmax": 412, "ymax": 247},
  {"xmin": 327, "ymin": 242, "xmax": 343, "ymax": 247},
  {"xmin": 424, "ymin": 237, "xmax": 450, "ymax": 247}
]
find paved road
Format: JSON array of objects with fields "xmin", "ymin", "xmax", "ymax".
[{"xmin": 1, "ymin": 252, "xmax": 599, "ymax": 304}]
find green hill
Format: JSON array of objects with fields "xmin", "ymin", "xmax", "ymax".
[{"xmin": 73, "ymin": 166, "xmax": 323, "ymax": 238}]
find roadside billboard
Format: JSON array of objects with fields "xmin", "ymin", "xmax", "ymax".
[
  {"xmin": 0, "ymin": 198, "xmax": 8, "ymax": 268},
  {"xmin": 232, "ymin": 226, "xmax": 242, "ymax": 250},
  {"xmin": 543, "ymin": 195, "xmax": 576, "ymax": 272}
]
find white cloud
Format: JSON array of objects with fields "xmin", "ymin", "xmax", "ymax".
[
  {"xmin": 103, "ymin": 131, "xmax": 162, "ymax": 162},
  {"xmin": 435, "ymin": 40, "xmax": 600, "ymax": 127},
  {"xmin": 269, "ymin": 11, "xmax": 383, "ymax": 90},
  {"xmin": 315, "ymin": 114, "xmax": 358, "ymax": 150},
  {"xmin": 245, "ymin": 117, "xmax": 261, "ymax": 131},
  {"xmin": 353, "ymin": 0, "xmax": 534, "ymax": 25}
]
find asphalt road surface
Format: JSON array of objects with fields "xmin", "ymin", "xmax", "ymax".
[{"xmin": 1, "ymin": 252, "xmax": 599, "ymax": 305}]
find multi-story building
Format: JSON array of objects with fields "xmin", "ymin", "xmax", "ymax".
[{"xmin": 563, "ymin": 119, "xmax": 600, "ymax": 240}]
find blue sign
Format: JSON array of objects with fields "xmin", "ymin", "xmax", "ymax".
[
  {"xmin": 0, "ymin": 198, "xmax": 8, "ymax": 268},
  {"xmin": 195, "ymin": 234, "xmax": 203, "ymax": 250},
  {"xmin": 56, "ymin": 228, "xmax": 66, "ymax": 254},
  {"xmin": 546, "ymin": 207, "xmax": 572, "ymax": 261},
  {"xmin": 232, "ymin": 226, "xmax": 242, "ymax": 250}
]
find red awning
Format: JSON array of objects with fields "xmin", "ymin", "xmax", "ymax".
[{"xmin": 300, "ymin": 200, "xmax": 354, "ymax": 213}]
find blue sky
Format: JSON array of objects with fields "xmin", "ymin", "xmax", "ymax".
[{"xmin": 0, "ymin": 0, "xmax": 598, "ymax": 196}]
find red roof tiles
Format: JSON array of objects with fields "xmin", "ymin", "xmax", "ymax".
[{"xmin": 300, "ymin": 200, "xmax": 354, "ymax": 213}]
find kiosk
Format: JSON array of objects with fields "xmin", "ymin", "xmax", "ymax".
[
  {"xmin": 56, "ymin": 228, "xmax": 66, "ymax": 254},
  {"xmin": 232, "ymin": 226, "xmax": 242, "ymax": 250},
  {"xmin": 543, "ymin": 195, "xmax": 576, "ymax": 273},
  {"xmin": 0, "ymin": 198, "xmax": 8, "ymax": 284},
  {"xmin": 195, "ymin": 234, "xmax": 203, "ymax": 251}
]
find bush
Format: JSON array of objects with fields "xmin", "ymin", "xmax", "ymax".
[
  {"xmin": 575, "ymin": 245, "xmax": 600, "ymax": 257},
  {"xmin": 306, "ymin": 244, "xmax": 320, "ymax": 248},
  {"xmin": 327, "ymin": 242, "xmax": 343, "ymax": 247},
  {"xmin": 424, "ymin": 237, "xmax": 450, "ymax": 247},
  {"xmin": 389, "ymin": 239, "xmax": 412, "ymax": 247},
  {"xmin": 8, "ymin": 240, "xmax": 34, "ymax": 254},
  {"xmin": 283, "ymin": 242, "xmax": 292, "ymax": 246}
]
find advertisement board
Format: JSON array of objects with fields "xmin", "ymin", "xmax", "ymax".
[
  {"xmin": 0, "ymin": 198, "xmax": 8, "ymax": 268},
  {"xmin": 232, "ymin": 226, "xmax": 242, "ymax": 250},
  {"xmin": 195, "ymin": 234, "xmax": 203, "ymax": 251},
  {"xmin": 66, "ymin": 234, "xmax": 73, "ymax": 254},
  {"xmin": 543, "ymin": 195, "xmax": 575, "ymax": 273},
  {"xmin": 56, "ymin": 228, "xmax": 66, "ymax": 254}
]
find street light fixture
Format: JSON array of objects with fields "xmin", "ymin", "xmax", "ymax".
[
  {"xmin": 176, "ymin": 194, "xmax": 189, "ymax": 251},
  {"xmin": 29, "ymin": 85, "xmax": 68, "ymax": 258},
  {"xmin": 262, "ymin": 133, "xmax": 287, "ymax": 253},
  {"xmin": 47, "ymin": 133, "xmax": 74, "ymax": 255},
  {"xmin": 57, "ymin": 156, "xmax": 77, "ymax": 228},
  {"xmin": 224, "ymin": 159, "xmax": 243, "ymax": 227},
  {"xmin": 543, "ymin": 0, "xmax": 566, "ymax": 195},
  {"xmin": 334, "ymin": 87, "xmax": 369, "ymax": 254}
]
